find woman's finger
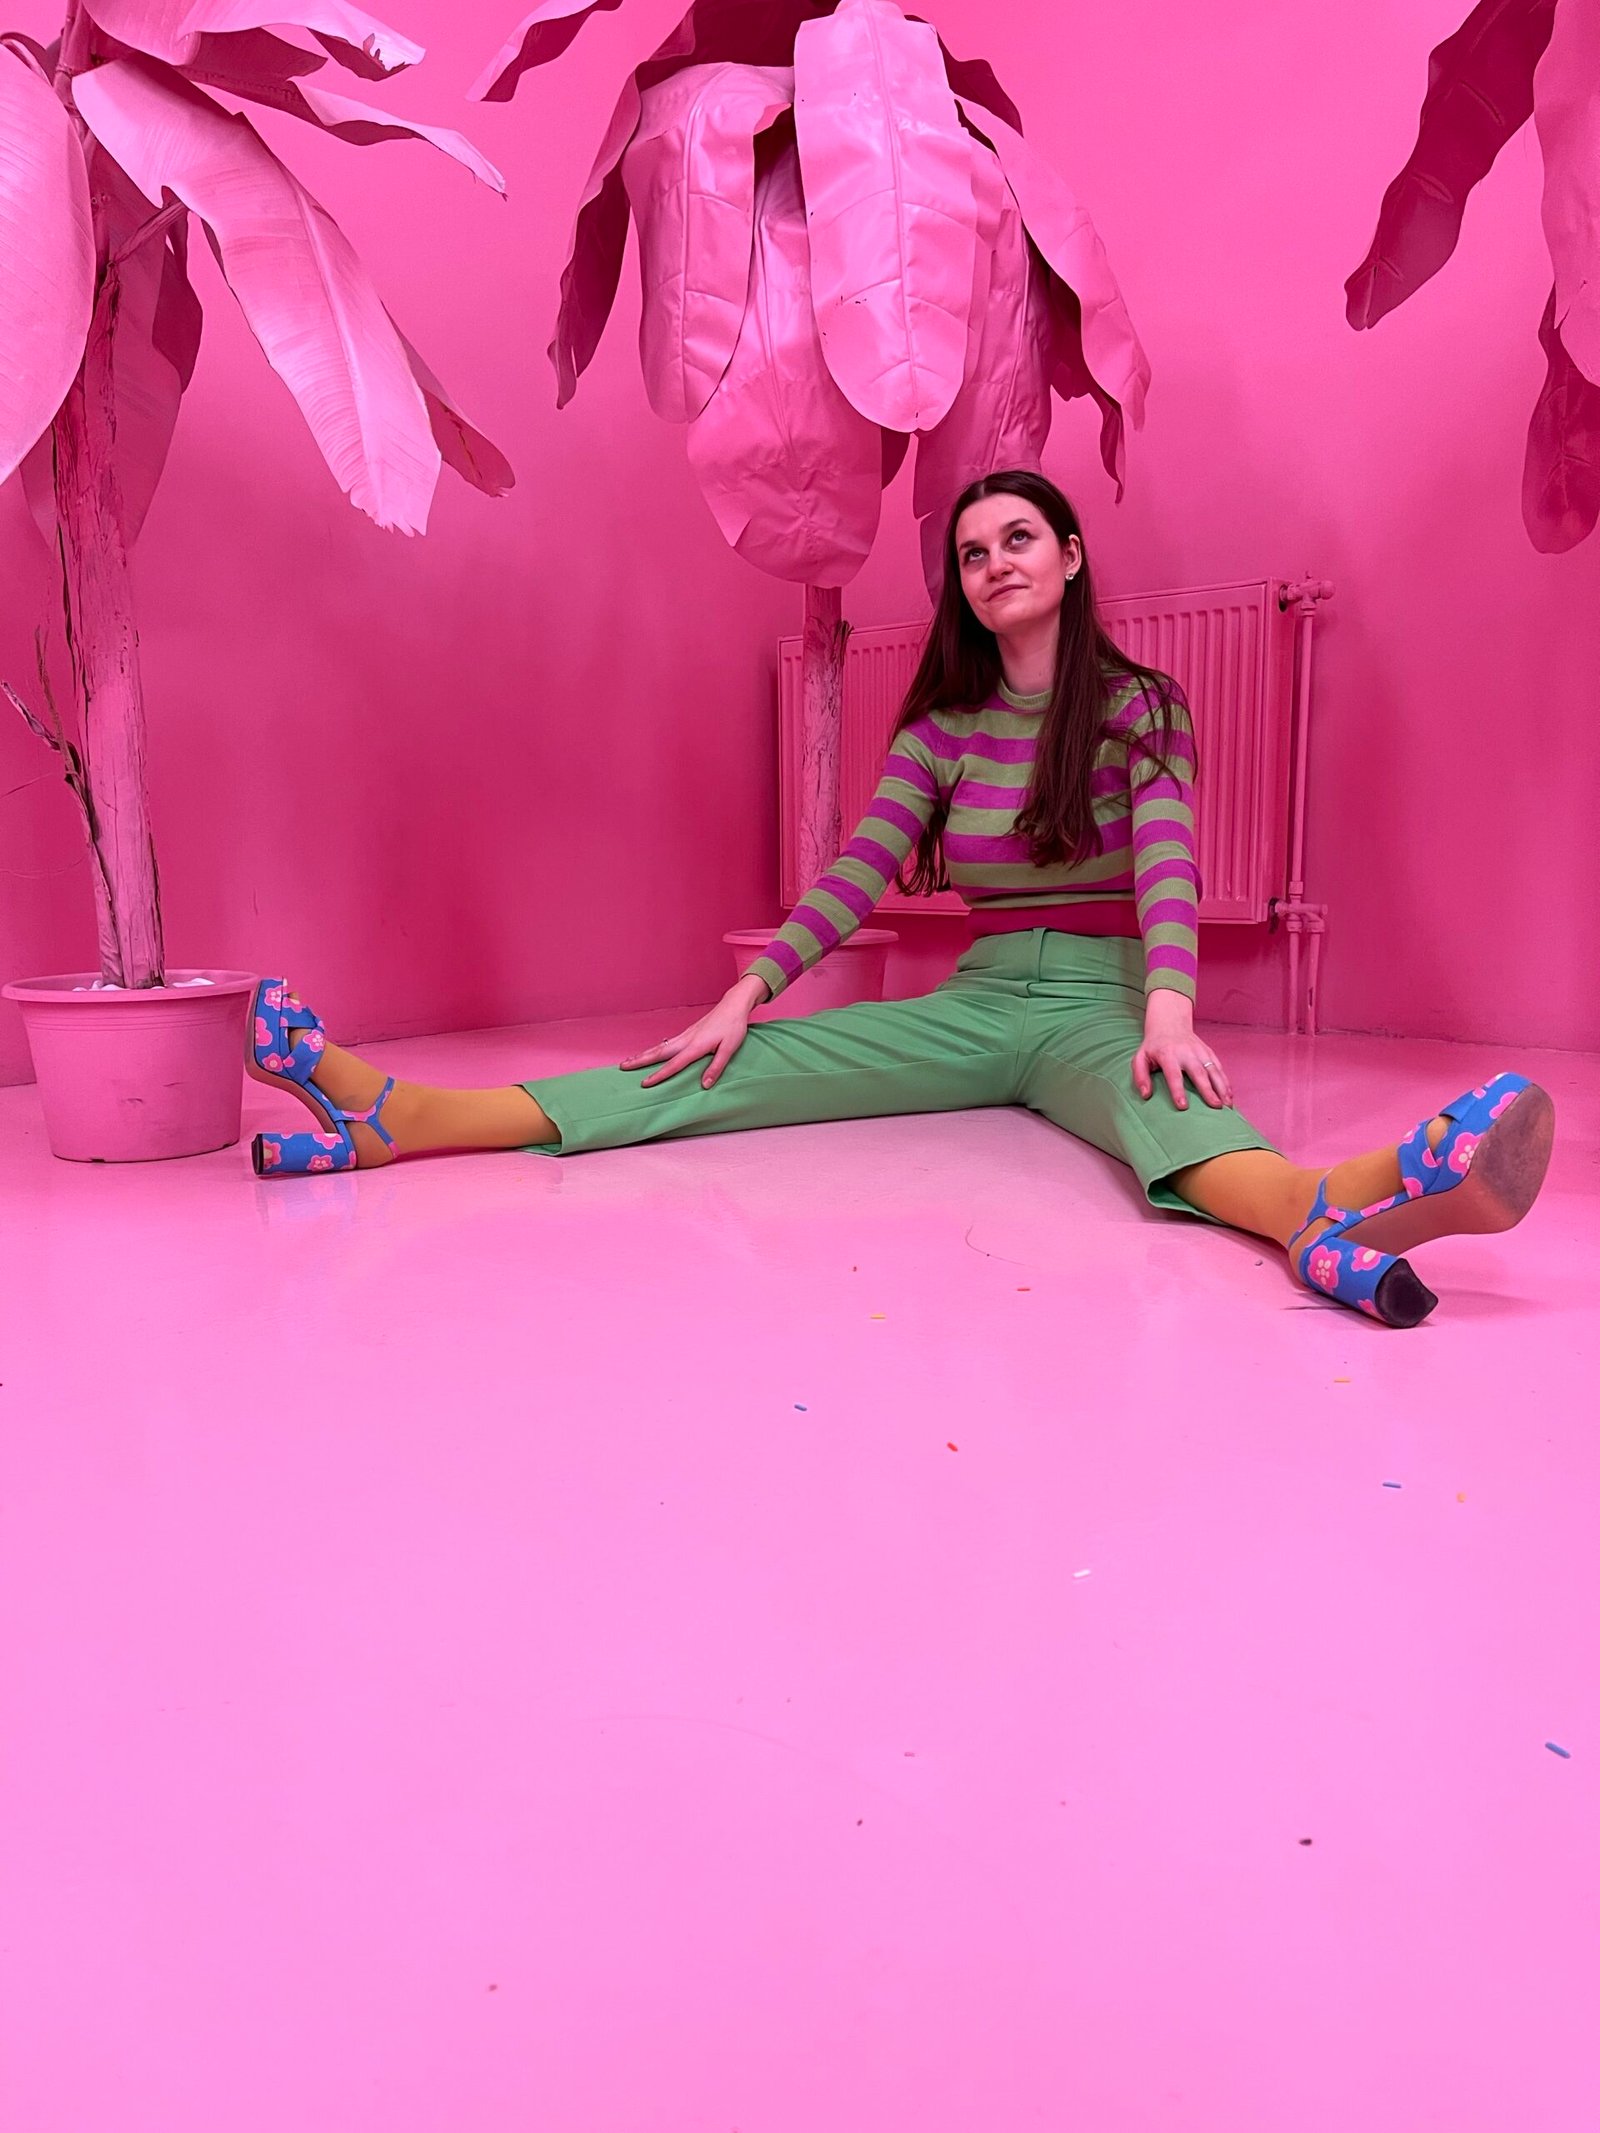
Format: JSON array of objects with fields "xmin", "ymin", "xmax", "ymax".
[
  {"xmin": 620, "ymin": 1033, "xmax": 685, "ymax": 1070},
  {"xmin": 1193, "ymin": 1049, "xmax": 1232, "ymax": 1109},
  {"xmin": 1131, "ymin": 1047, "xmax": 1153, "ymax": 1100},
  {"xmin": 702, "ymin": 1040, "xmax": 736, "ymax": 1090},
  {"xmin": 1163, "ymin": 1056, "xmax": 1189, "ymax": 1110},
  {"xmin": 1191, "ymin": 1057, "xmax": 1226, "ymax": 1109},
  {"xmin": 641, "ymin": 1045, "xmax": 702, "ymax": 1088}
]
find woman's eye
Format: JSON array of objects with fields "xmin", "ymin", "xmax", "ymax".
[{"xmin": 1008, "ymin": 530, "xmax": 1031, "ymax": 545}]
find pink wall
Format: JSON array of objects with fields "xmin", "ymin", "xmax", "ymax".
[
  {"xmin": 4, "ymin": 0, "xmax": 1596, "ymax": 1085},
  {"xmin": 859, "ymin": 0, "xmax": 1600, "ymax": 1052}
]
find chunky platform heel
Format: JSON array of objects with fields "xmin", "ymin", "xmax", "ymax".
[
  {"xmin": 245, "ymin": 977, "xmax": 398, "ymax": 1177},
  {"xmin": 1290, "ymin": 1178, "xmax": 1440, "ymax": 1327},
  {"xmin": 1326, "ymin": 1073, "xmax": 1555, "ymax": 1257}
]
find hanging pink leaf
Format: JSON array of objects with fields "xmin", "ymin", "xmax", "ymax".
[
  {"xmin": 793, "ymin": 0, "xmax": 977, "ymax": 432},
  {"xmin": 180, "ymin": 34, "xmax": 505, "ymax": 190},
  {"xmin": 1049, "ymin": 277, "xmax": 1125, "ymax": 498},
  {"xmin": 548, "ymin": 78, "xmax": 639, "ymax": 408},
  {"xmin": 390, "ymin": 318, "xmax": 515, "ymax": 496},
  {"xmin": 543, "ymin": 0, "xmax": 824, "ymax": 407},
  {"xmin": 471, "ymin": 0, "xmax": 625, "ymax": 102},
  {"xmin": 913, "ymin": 179, "xmax": 1056, "ymax": 601},
  {"xmin": 924, "ymin": 32, "xmax": 1020, "ymax": 132},
  {"xmin": 86, "ymin": 0, "xmax": 423, "ymax": 77},
  {"xmin": 0, "ymin": 43, "xmax": 95, "ymax": 483},
  {"xmin": 956, "ymin": 94, "xmax": 1149, "ymax": 432},
  {"xmin": 1523, "ymin": 284, "xmax": 1600, "ymax": 550},
  {"xmin": 881, "ymin": 427, "xmax": 909, "ymax": 484},
  {"xmin": 177, "ymin": 27, "xmax": 329, "ymax": 83},
  {"xmin": 623, "ymin": 61, "xmax": 793, "ymax": 422},
  {"xmin": 74, "ymin": 56, "xmax": 439, "ymax": 532},
  {"xmin": 1348, "ymin": 0, "xmax": 1557, "ymax": 330},
  {"xmin": 686, "ymin": 141, "xmax": 882, "ymax": 585},
  {"xmin": 1534, "ymin": 0, "xmax": 1600, "ymax": 384}
]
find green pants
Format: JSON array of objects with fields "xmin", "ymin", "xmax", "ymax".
[{"xmin": 522, "ymin": 931, "xmax": 1275, "ymax": 1217}]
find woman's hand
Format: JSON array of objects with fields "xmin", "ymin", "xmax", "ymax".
[
  {"xmin": 1132, "ymin": 990, "xmax": 1233, "ymax": 1111},
  {"xmin": 619, "ymin": 973, "xmax": 769, "ymax": 1090}
]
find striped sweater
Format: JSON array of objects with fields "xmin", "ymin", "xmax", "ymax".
[{"xmin": 750, "ymin": 676, "xmax": 1200, "ymax": 1003}]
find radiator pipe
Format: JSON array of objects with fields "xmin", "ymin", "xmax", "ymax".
[{"xmin": 1276, "ymin": 577, "xmax": 1333, "ymax": 1035}]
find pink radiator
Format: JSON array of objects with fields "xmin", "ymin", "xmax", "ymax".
[{"xmin": 778, "ymin": 578, "xmax": 1332, "ymax": 1029}]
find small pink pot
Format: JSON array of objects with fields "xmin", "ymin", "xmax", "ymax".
[
  {"xmin": 723, "ymin": 928, "xmax": 898, "ymax": 1021},
  {"xmin": 2, "ymin": 970, "xmax": 256, "ymax": 1163}
]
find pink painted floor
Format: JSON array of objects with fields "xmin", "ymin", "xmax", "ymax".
[{"xmin": 1, "ymin": 1013, "xmax": 1596, "ymax": 2132}]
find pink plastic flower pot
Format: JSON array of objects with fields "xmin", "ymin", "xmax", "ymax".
[
  {"xmin": 723, "ymin": 928, "xmax": 898, "ymax": 1020},
  {"xmin": 2, "ymin": 970, "xmax": 257, "ymax": 1163}
]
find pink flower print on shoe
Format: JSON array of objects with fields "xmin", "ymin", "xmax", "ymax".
[
  {"xmin": 1448, "ymin": 1133, "xmax": 1479, "ymax": 1176},
  {"xmin": 1308, "ymin": 1246, "xmax": 1341, "ymax": 1292},
  {"xmin": 259, "ymin": 1140, "xmax": 282, "ymax": 1171},
  {"xmin": 308, "ymin": 1152, "xmax": 334, "ymax": 1171},
  {"xmin": 1289, "ymin": 1176, "xmax": 1438, "ymax": 1327},
  {"xmin": 1490, "ymin": 1089, "xmax": 1518, "ymax": 1121}
]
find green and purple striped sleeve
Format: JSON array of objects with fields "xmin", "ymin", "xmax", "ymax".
[
  {"xmin": 748, "ymin": 722, "xmax": 944, "ymax": 1001},
  {"xmin": 1121, "ymin": 692, "xmax": 1200, "ymax": 1000}
]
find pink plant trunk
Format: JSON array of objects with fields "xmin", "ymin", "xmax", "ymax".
[
  {"xmin": 51, "ymin": 267, "xmax": 165, "ymax": 989},
  {"xmin": 797, "ymin": 583, "xmax": 847, "ymax": 891}
]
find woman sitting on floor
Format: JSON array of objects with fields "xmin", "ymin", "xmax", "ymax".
[{"xmin": 247, "ymin": 469, "xmax": 1554, "ymax": 1328}]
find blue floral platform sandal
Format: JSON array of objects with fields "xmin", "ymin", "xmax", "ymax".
[
  {"xmin": 245, "ymin": 978, "xmax": 398, "ymax": 1176},
  {"xmin": 1288, "ymin": 1072, "xmax": 1555, "ymax": 1327}
]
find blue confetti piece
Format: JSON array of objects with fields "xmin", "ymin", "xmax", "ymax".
[
  {"xmin": 1382, "ymin": 1480, "xmax": 1403, "ymax": 1490},
  {"xmin": 1546, "ymin": 1742, "xmax": 1572, "ymax": 1759},
  {"xmin": 794, "ymin": 1404, "xmax": 807, "ymax": 1412}
]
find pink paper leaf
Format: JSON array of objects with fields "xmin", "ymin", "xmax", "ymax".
[
  {"xmin": 1534, "ymin": 0, "xmax": 1600, "ymax": 383},
  {"xmin": 793, "ymin": 0, "xmax": 977, "ymax": 432},
  {"xmin": 177, "ymin": 27, "xmax": 329, "ymax": 82},
  {"xmin": 471, "ymin": 0, "xmax": 625, "ymax": 102},
  {"xmin": 923, "ymin": 32, "xmax": 1020, "ymax": 132},
  {"xmin": 74, "ymin": 56, "xmax": 439, "ymax": 532},
  {"xmin": 390, "ymin": 318, "xmax": 515, "ymax": 496},
  {"xmin": 1523, "ymin": 284, "xmax": 1600, "ymax": 550},
  {"xmin": 1348, "ymin": 0, "xmax": 1557, "ymax": 330},
  {"xmin": 956, "ymin": 94, "xmax": 1149, "ymax": 432},
  {"xmin": 86, "ymin": 1, "xmax": 423, "ymax": 76},
  {"xmin": 548, "ymin": 78, "xmax": 639, "ymax": 408},
  {"xmin": 686, "ymin": 140, "xmax": 883, "ymax": 585},
  {"xmin": 913, "ymin": 178, "xmax": 1056, "ymax": 601},
  {"xmin": 544, "ymin": 0, "xmax": 825, "ymax": 408},
  {"xmin": 1049, "ymin": 277, "xmax": 1125, "ymax": 498},
  {"xmin": 181, "ymin": 33, "xmax": 505, "ymax": 190},
  {"xmin": 624, "ymin": 61, "xmax": 793, "ymax": 422},
  {"xmin": 0, "ymin": 43, "xmax": 95, "ymax": 484}
]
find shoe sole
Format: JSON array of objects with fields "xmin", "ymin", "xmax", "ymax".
[{"xmin": 1340, "ymin": 1083, "xmax": 1555, "ymax": 1257}]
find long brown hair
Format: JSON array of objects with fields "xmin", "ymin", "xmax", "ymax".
[{"xmin": 891, "ymin": 469, "xmax": 1190, "ymax": 896}]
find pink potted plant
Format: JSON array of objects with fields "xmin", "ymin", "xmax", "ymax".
[
  {"xmin": 1347, "ymin": 0, "xmax": 1600, "ymax": 551},
  {"xmin": 473, "ymin": 0, "xmax": 1148, "ymax": 1008},
  {"xmin": 1, "ymin": 1, "xmax": 511, "ymax": 1159}
]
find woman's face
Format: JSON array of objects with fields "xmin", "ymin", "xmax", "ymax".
[{"xmin": 954, "ymin": 495, "xmax": 1081, "ymax": 636}]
